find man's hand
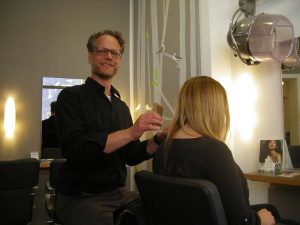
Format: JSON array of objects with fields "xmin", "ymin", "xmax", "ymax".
[
  {"xmin": 129, "ymin": 111, "xmax": 162, "ymax": 140},
  {"xmin": 104, "ymin": 112, "xmax": 162, "ymax": 154}
]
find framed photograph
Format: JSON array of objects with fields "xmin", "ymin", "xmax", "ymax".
[{"xmin": 259, "ymin": 139, "xmax": 283, "ymax": 171}]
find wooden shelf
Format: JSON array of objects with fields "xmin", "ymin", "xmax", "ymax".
[
  {"xmin": 245, "ymin": 171, "xmax": 300, "ymax": 187},
  {"xmin": 39, "ymin": 160, "xmax": 51, "ymax": 169}
]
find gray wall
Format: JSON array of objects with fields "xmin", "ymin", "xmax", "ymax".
[{"xmin": 0, "ymin": 0, "xmax": 130, "ymax": 160}]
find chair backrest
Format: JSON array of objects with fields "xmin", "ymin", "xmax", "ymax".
[
  {"xmin": 0, "ymin": 158, "xmax": 39, "ymax": 225},
  {"xmin": 288, "ymin": 145, "xmax": 300, "ymax": 169},
  {"xmin": 49, "ymin": 159, "xmax": 66, "ymax": 189},
  {"xmin": 134, "ymin": 170, "xmax": 228, "ymax": 225}
]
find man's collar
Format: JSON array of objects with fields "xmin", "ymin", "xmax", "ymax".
[{"xmin": 85, "ymin": 77, "xmax": 121, "ymax": 99}]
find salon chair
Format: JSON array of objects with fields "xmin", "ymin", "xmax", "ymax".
[
  {"xmin": 0, "ymin": 158, "xmax": 39, "ymax": 225},
  {"xmin": 134, "ymin": 170, "xmax": 228, "ymax": 225}
]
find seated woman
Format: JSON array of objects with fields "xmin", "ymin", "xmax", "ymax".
[{"xmin": 153, "ymin": 76, "xmax": 299, "ymax": 225}]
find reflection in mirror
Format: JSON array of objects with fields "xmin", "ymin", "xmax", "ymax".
[
  {"xmin": 42, "ymin": 77, "xmax": 85, "ymax": 120},
  {"xmin": 282, "ymin": 75, "xmax": 299, "ymax": 146},
  {"xmin": 282, "ymin": 36, "xmax": 300, "ymax": 147},
  {"xmin": 41, "ymin": 77, "xmax": 85, "ymax": 159}
]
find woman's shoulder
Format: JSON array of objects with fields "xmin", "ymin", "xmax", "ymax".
[
  {"xmin": 180, "ymin": 137, "xmax": 229, "ymax": 148},
  {"xmin": 171, "ymin": 137, "xmax": 232, "ymax": 156},
  {"xmin": 200, "ymin": 137, "xmax": 232, "ymax": 156}
]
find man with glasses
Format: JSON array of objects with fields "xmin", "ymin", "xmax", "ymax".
[{"xmin": 55, "ymin": 30, "xmax": 165, "ymax": 225}]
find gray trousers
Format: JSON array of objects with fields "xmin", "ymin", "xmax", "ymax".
[{"xmin": 56, "ymin": 187, "xmax": 145, "ymax": 225}]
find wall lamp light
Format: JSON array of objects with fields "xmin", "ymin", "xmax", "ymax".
[
  {"xmin": 4, "ymin": 97, "xmax": 16, "ymax": 139},
  {"xmin": 227, "ymin": 0, "xmax": 295, "ymax": 66}
]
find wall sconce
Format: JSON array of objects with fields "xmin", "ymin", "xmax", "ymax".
[
  {"xmin": 4, "ymin": 97, "xmax": 16, "ymax": 139},
  {"xmin": 227, "ymin": 0, "xmax": 294, "ymax": 66}
]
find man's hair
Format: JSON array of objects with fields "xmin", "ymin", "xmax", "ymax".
[
  {"xmin": 86, "ymin": 30, "xmax": 125, "ymax": 54},
  {"xmin": 50, "ymin": 101, "xmax": 56, "ymax": 114}
]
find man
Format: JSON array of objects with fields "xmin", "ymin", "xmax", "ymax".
[
  {"xmin": 42, "ymin": 101, "xmax": 59, "ymax": 149},
  {"xmin": 55, "ymin": 30, "xmax": 164, "ymax": 225}
]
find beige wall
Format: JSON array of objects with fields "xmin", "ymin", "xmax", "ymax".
[{"xmin": 0, "ymin": 0, "xmax": 130, "ymax": 160}]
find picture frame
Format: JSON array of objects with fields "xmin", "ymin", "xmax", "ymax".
[{"xmin": 259, "ymin": 139, "xmax": 283, "ymax": 172}]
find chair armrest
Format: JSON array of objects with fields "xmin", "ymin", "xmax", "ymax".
[
  {"xmin": 45, "ymin": 182, "xmax": 55, "ymax": 194},
  {"xmin": 31, "ymin": 186, "xmax": 38, "ymax": 196}
]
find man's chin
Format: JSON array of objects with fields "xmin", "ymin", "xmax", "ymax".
[{"xmin": 94, "ymin": 72, "xmax": 116, "ymax": 80}]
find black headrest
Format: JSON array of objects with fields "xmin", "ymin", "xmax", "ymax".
[{"xmin": 0, "ymin": 158, "xmax": 39, "ymax": 190}]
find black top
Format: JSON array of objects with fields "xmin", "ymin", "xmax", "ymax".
[
  {"xmin": 42, "ymin": 115, "xmax": 59, "ymax": 149},
  {"xmin": 55, "ymin": 77, "xmax": 152, "ymax": 195},
  {"xmin": 153, "ymin": 137, "xmax": 260, "ymax": 225}
]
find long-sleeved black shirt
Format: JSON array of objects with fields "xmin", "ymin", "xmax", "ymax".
[
  {"xmin": 153, "ymin": 137, "xmax": 260, "ymax": 225},
  {"xmin": 55, "ymin": 77, "xmax": 152, "ymax": 195}
]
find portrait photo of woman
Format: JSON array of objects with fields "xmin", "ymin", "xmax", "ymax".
[{"xmin": 259, "ymin": 140, "xmax": 283, "ymax": 171}]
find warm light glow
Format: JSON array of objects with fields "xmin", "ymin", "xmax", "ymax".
[
  {"xmin": 135, "ymin": 104, "xmax": 141, "ymax": 111},
  {"xmin": 232, "ymin": 74, "xmax": 257, "ymax": 141},
  {"xmin": 4, "ymin": 97, "xmax": 16, "ymax": 139},
  {"xmin": 145, "ymin": 104, "xmax": 152, "ymax": 111},
  {"xmin": 135, "ymin": 103, "xmax": 153, "ymax": 111}
]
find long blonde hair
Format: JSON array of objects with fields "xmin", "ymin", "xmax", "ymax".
[{"xmin": 165, "ymin": 76, "xmax": 230, "ymax": 147}]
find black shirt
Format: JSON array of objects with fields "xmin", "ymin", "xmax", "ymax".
[
  {"xmin": 153, "ymin": 137, "xmax": 260, "ymax": 225},
  {"xmin": 56, "ymin": 77, "xmax": 152, "ymax": 195}
]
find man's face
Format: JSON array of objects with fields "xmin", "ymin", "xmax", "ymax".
[{"xmin": 88, "ymin": 34, "xmax": 122, "ymax": 80}]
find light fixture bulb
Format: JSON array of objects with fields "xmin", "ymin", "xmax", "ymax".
[{"xmin": 4, "ymin": 97, "xmax": 16, "ymax": 138}]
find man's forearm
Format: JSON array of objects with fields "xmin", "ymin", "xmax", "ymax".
[{"xmin": 103, "ymin": 128, "xmax": 134, "ymax": 154}]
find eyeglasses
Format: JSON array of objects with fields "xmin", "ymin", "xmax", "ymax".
[{"xmin": 93, "ymin": 47, "xmax": 122, "ymax": 59}]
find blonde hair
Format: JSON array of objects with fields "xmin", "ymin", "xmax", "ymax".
[{"xmin": 166, "ymin": 76, "xmax": 230, "ymax": 146}]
